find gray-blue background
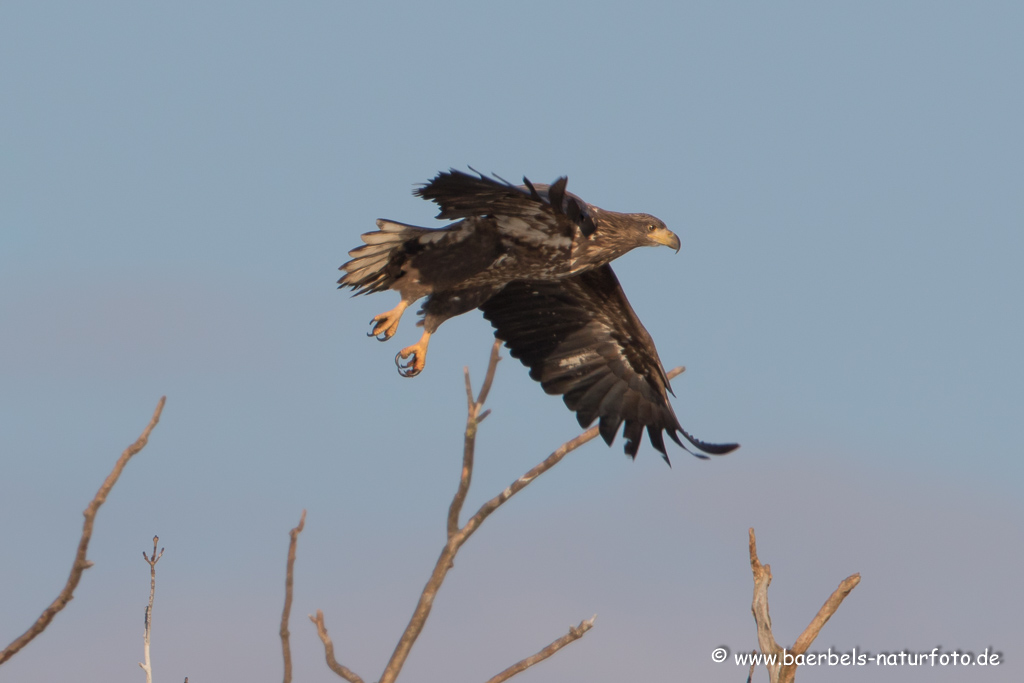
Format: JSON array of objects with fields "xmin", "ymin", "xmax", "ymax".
[{"xmin": 2, "ymin": 2, "xmax": 1021, "ymax": 681}]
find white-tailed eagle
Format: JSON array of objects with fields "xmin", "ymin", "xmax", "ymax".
[{"xmin": 339, "ymin": 170, "xmax": 738, "ymax": 462}]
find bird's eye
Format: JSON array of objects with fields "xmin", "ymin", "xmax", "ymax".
[{"xmin": 647, "ymin": 224, "xmax": 656, "ymax": 232}]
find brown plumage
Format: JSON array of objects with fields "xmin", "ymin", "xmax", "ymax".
[{"xmin": 339, "ymin": 169, "xmax": 738, "ymax": 462}]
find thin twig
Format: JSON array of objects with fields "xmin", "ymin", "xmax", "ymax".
[
  {"xmin": 748, "ymin": 528, "xmax": 860, "ymax": 683},
  {"xmin": 449, "ymin": 367, "xmax": 477, "ymax": 540},
  {"xmin": 309, "ymin": 610, "xmax": 366, "ymax": 683},
  {"xmin": 377, "ymin": 349, "xmax": 636, "ymax": 683},
  {"xmin": 0, "ymin": 397, "xmax": 167, "ymax": 666},
  {"xmin": 461, "ymin": 362, "xmax": 682, "ymax": 541},
  {"xmin": 313, "ymin": 354, "xmax": 681, "ymax": 682},
  {"xmin": 281, "ymin": 510, "xmax": 307, "ymax": 683},
  {"xmin": 139, "ymin": 536, "xmax": 164, "ymax": 683},
  {"xmin": 474, "ymin": 340, "xmax": 502, "ymax": 408},
  {"xmin": 484, "ymin": 616, "xmax": 597, "ymax": 683},
  {"xmin": 447, "ymin": 340, "xmax": 502, "ymax": 538},
  {"xmin": 460, "ymin": 426, "xmax": 596, "ymax": 539}
]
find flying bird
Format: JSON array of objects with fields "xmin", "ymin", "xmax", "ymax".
[{"xmin": 339, "ymin": 170, "xmax": 738, "ymax": 462}]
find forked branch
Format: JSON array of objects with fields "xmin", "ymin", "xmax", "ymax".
[
  {"xmin": 448, "ymin": 340, "xmax": 502, "ymax": 538},
  {"xmin": 139, "ymin": 536, "xmax": 164, "ymax": 683},
  {"xmin": 748, "ymin": 528, "xmax": 860, "ymax": 683},
  {"xmin": 312, "ymin": 345, "xmax": 663, "ymax": 682},
  {"xmin": 0, "ymin": 397, "xmax": 167, "ymax": 667}
]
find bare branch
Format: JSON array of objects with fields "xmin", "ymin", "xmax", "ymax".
[
  {"xmin": 379, "ymin": 347, "xmax": 624, "ymax": 683},
  {"xmin": 464, "ymin": 365, "xmax": 476, "ymax": 413},
  {"xmin": 749, "ymin": 528, "xmax": 782, "ymax": 682},
  {"xmin": 447, "ymin": 341, "xmax": 502, "ymax": 538},
  {"xmin": 314, "ymin": 350, "xmax": 678, "ymax": 683},
  {"xmin": 461, "ymin": 367, "xmax": 686, "ymax": 542},
  {"xmin": 0, "ymin": 397, "xmax": 167, "ymax": 667},
  {"xmin": 139, "ymin": 535, "xmax": 164, "ymax": 683},
  {"xmin": 462, "ymin": 427, "xmax": 593, "ymax": 540},
  {"xmin": 281, "ymin": 510, "xmax": 306, "ymax": 683},
  {"xmin": 309, "ymin": 610, "xmax": 365, "ymax": 683},
  {"xmin": 484, "ymin": 616, "xmax": 597, "ymax": 683},
  {"xmin": 463, "ymin": 363, "xmax": 683, "ymax": 538},
  {"xmin": 377, "ymin": 536, "xmax": 459, "ymax": 683},
  {"xmin": 474, "ymin": 340, "xmax": 502, "ymax": 407},
  {"xmin": 790, "ymin": 573, "xmax": 861, "ymax": 657},
  {"xmin": 748, "ymin": 528, "xmax": 860, "ymax": 683},
  {"xmin": 450, "ymin": 367, "xmax": 479, "ymax": 539}
]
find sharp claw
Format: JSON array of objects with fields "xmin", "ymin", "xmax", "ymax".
[
  {"xmin": 367, "ymin": 302, "xmax": 408, "ymax": 342},
  {"xmin": 395, "ymin": 349, "xmax": 423, "ymax": 377},
  {"xmin": 368, "ymin": 316, "xmax": 396, "ymax": 341},
  {"xmin": 368, "ymin": 327, "xmax": 389, "ymax": 341}
]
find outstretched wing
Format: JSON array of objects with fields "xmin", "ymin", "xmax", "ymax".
[
  {"xmin": 480, "ymin": 265, "xmax": 739, "ymax": 462},
  {"xmin": 415, "ymin": 169, "xmax": 598, "ymax": 238}
]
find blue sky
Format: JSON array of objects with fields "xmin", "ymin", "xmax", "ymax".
[{"xmin": 1, "ymin": 2, "xmax": 1021, "ymax": 681}]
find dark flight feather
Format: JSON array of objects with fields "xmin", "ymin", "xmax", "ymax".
[
  {"xmin": 415, "ymin": 169, "xmax": 598, "ymax": 240},
  {"xmin": 480, "ymin": 265, "xmax": 738, "ymax": 462}
]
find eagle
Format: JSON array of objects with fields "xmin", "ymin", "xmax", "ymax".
[{"xmin": 339, "ymin": 170, "xmax": 738, "ymax": 462}]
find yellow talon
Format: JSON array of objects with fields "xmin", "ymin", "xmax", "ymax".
[
  {"xmin": 368, "ymin": 301, "xmax": 409, "ymax": 341},
  {"xmin": 395, "ymin": 331, "xmax": 431, "ymax": 377}
]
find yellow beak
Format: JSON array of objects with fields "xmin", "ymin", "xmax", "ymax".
[{"xmin": 649, "ymin": 228, "xmax": 681, "ymax": 252}]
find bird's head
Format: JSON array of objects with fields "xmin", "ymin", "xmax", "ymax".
[
  {"xmin": 635, "ymin": 214, "xmax": 680, "ymax": 252},
  {"xmin": 582, "ymin": 209, "xmax": 681, "ymax": 266}
]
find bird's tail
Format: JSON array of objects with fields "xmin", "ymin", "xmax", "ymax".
[{"xmin": 338, "ymin": 219, "xmax": 429, "ymax": 295}]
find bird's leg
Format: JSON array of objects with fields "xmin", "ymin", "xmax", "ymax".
[
  {"xmin": 395, "ymin": 330, "xmax": 431, "ymax": 378},
  {"xmin": 368, "ymin": 300, "xmax": 409, "ymax": 341}
]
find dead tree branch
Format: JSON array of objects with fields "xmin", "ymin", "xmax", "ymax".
[
  {"xmin": 281, "ymin": 510, "xmax": 306, "ymax": 683},
  {"xmin": 483, "ymin": 616, "xmax": 597, "ymax": 683},
  {"xmin": 377, "ymin": 343, "xmax": 603, "ymax": 683},
  {"xmin": 448, "ymin": 340, "xmax": 502, "ymax": 538},
  {"xmin": 0, "ymin": 396, "xmax": 167, "ymax": 667},
  {"xmin": 139, "ymin": 536, "xmax": 164, "ymax": 683},
  {"xmin": 748, "ymin": 528, "xmax": 860, "ymax": 683},
  {"xmin": 310, "ymin": 610, "xmax": 366, "ymax": 683},
  {"xmin": 315, "ymin": 344, "xmax": 653, "ymax": 682}
]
